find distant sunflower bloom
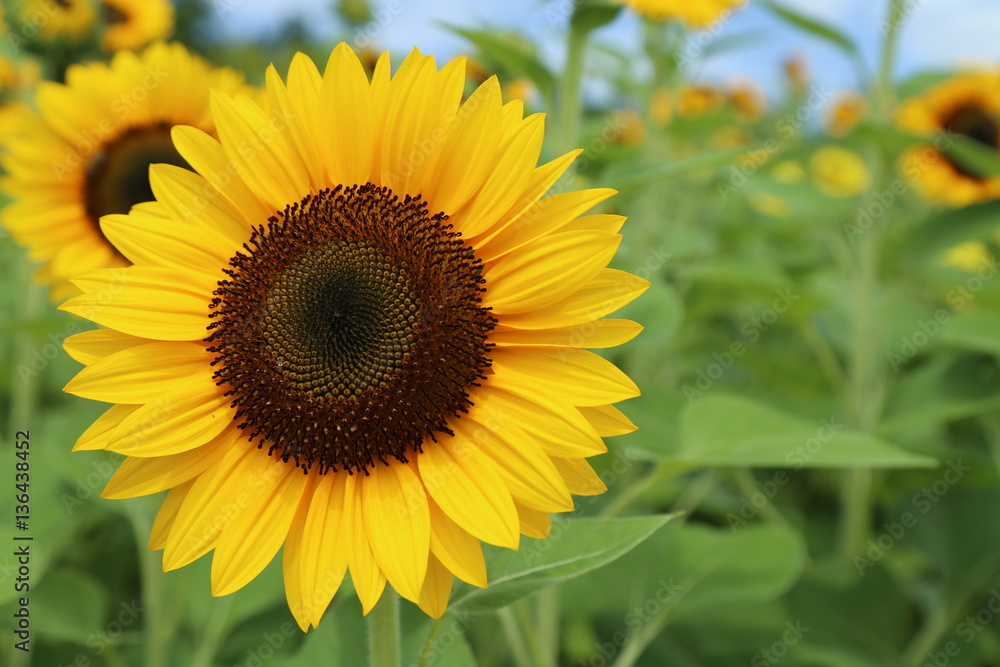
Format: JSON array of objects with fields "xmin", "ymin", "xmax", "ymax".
[
  {"xmin": 61, "ymin": 44, "xmax": 646, "ymax": 629},
  {"xmin": 620, "ymin": 0, "xmax": 746, "ymax": 29},
  {"xmin": 826, "ymin": 92, "xmax": 867, "ymax": 137},
  {"xmin": 808, "ymin": 146, "xmax": 871, "ymax": 198},
  {"xmin": 0, "ymin": 42, "xmax": 249, "ymax": 302},
  {"xmin": 896, "ymin": 71, "xmax": 1000, "ymax": 206},
  {"xmin": 99, "ymin": 0, "xmax": 173, "ymax": 51},
  {"xmin": 942, "ymin": 241, "xmax": 992, "ymax": 272},
  {"xmin": 15, "ymin": 0, "xmax": 96, "ymax": 41}
]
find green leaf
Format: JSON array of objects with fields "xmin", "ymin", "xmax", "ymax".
[
  {"xmin": 560, "ymin": 523, "xmax": 806, "ymax": 618},
  {"xmin": 944, "ymin": 135, "xmax": 1000, "ymax": 179},
  {"xmin": 570, "ymin": 0, "xmax": 622, "ymax": 32},
  {"xmin": 879, "ymin": 354, "xmax": 1000, "ymax": 436},
  {"xmin": 30, "ymin": 569, "xmax": 109, "ymax": 644},
  {"xmin": 760, "ymin": 1, "xmax": 860, "ymax": 58},
  {"xmin": 450, "ymin": 515, "xmax": 675, "ymax": 615},
  {"xmin": 676, "ymin": 394, "xmax": 937, "ymax": 468},
  {"xmin": 441, "ymin": 24, "xmax": 556, "ymax": 106},
  {"xmin": 601, "ymin": 146, "xmax": 751, "ymax": 190},
  {"xmin": 942, "ymin": 310, "xmax": 1000, "ymax": 356}
]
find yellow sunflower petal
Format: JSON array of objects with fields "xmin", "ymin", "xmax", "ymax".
[
  {"xmin": 102, "ymin": 429, "xmax": 234, "ymax": 499},
  {"xmin": 552, "ymin": 456, "xmax": 607, "ymax": 496},
  {"xmin": 344, "ymin": 474, "xmax": 388, "ymax": 614},
  {"xmin": 516, "ymin": 503, "xmax": 552, "ymax": 539},
  {"xmin": 212, "ymin": 461, "xmax": 309, "ymax": 597},
  {"xmin": 416, "ymin": 554, "xmax": 453, "ymax": 619},
  {"xmin": 291, "ymin": 472, "xmax": 349, "ymax": 629},
  {"xmin": 362, "ymin": 461, "xmax": 430, "ymax": 603},
  {"xmin": 64, "ymin": 329, "xmax": 147, "ymax": 365},
  {"xmin": 428, "ymin": 498, "xmax": 488, "ymax": 588},
  {"xmin": 64, "ymin": 342, "xmax": 214, "ymax": 404},
  {"xmin": 107, "ymin": 389, "xmax": 232, "ymax": 457},
  {"xmin": 491, "ymin": 319, "xmax": 643, "ymax": 349},
  {"xmin": 320, "ymin": 43, "xmax": 375, "ymax": 188},
  {"xmin": 419, "ymin": 431, "xmax": 519, "ymax": 549},
  {"xmin": 484, "ymin": 232, "xmax": 621, "ymax": 314},
  {"xmin": 150, "ymin": 480, "xmax": 194, "ymax": 551},
  {"xmin": 73, "ymin": 404, "xmax": 140, "ymax": 451},
  {"xmin": 579, "ymin": 405, "xmax": 637, "ymax": 437},
  {"xmin": 491, "ymin": 347, "xmax": 640, "ymax": 407},
  {"xmin": 61, "ymin": 267, "xmax": 215, "ymax": 342}
]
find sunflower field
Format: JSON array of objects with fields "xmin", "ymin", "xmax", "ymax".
[{"xmin": 4, "ymin": 0, "xmax": 1000, "ymax": 666}]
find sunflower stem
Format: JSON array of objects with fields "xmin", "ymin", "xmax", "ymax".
[
  {"xmin": 127, "ymin": 499, "xmax": 170, "ymax": 667},
  {"xmin": 498, "ymin": 607, "xmax": 533, "ymax": 667},
  {"xmin": 875, "ymin": 0, "xmax": 905, "ymax": 120},
  {"xmin": 368, "ymin": 590, "xmax": 401, "ymax": 667},
  {"xmin": 190, "ymin": 596, "xmax": 234, "ymax": 667},
  {"xmin": 557, "ymin": 24, "xmax": 590, "ymax": 157}
]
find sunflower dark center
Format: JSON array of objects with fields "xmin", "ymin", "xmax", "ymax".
[
  {"xmin": 84, "ymin": 122, "xmax": 188, "ymax": 225},
  {"xmin": 102, "ymin": 2, "xmax": 128, "ymax": 25},
  {"xmin": 943, "ymin": 105, "xmax": 1000, "ymax": 180},
  {"xmin": 207, "ymin": 183, "xmax": 496, "ymax": 474}
]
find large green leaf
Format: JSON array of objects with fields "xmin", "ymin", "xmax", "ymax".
[
  {"xmin": 676, "ymin": 394, "xmax": 936, "ymax": 468},
  {"xmin": 450, "ymin": 515, "xmax": 675, "ymax": 615},
  {"xmin": 29, "ymin": 569, "xmax": 109, "ymax": 645},
  {"xmin": 941, "ymin": 310, "xmax": 1000, "ymax": 357}
]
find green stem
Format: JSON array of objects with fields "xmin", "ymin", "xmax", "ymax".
[
  {"xmin": 838, "ymin": 154, "xmax": 885, "ymax": 558},
  {"xmin": 875, "ymin": 0, "xmax": 905, "ymax": 120},
  {"xmin": 417, "ymin": 613, "xmax": 451, "ymax": 667},
  {"xmin": 514, "ymin": 600, "xmax": 550, "ymax": 667},
  {"xmin": 557, "ymin": 25, "xmax": 589, "ymax": 156},
  {"xmin": 599, "ymin": 462, "xmax": 676, "ymax": 518},
  {"xmin": 498, "ymin": 607, "xmax": 533, "ymax": 667},
  {"xmin": 536, "ymin": 587, "xmax": 560, "ymax": 666},
  {"xmin": 190, "ymin": 596, "xmax": 234, "ymax": 667},
  {"xmin": 367, "ymin": 590, "xmax": 401, "ymax": 667},
  {"xmin": 127, "ymin": 500, "xmax": 169, "ymax": 667}
]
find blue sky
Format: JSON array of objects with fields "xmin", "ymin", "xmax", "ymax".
[{"xmin": 208, "ymin": 0, "xmax": 1000, "ymax": 96}]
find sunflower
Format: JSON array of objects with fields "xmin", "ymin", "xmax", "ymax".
[
  {"xmin": 99, "ymin": 0, "xmax": 173, "ymax": 51},
  {"xmin": 0, "ymin": 42, "xmax": 250, "ymax": 302},
  {"xmin": 896, "ymin": 71, "xmax": 1000, "ymax": 206},
  {"xmin": 61, "ymin": 44, "xmax": 646, "ymax": 629},
  {"xmin": 13, "ymin": 0, "xmax": 96, "ymax": 41},
  {"xmin": 826, "ymin": 91, "xmax": 867, "ymax": 137},
  {"xmin": 620, "ymin": 0, "xmax": 746, "ymax": 29}
]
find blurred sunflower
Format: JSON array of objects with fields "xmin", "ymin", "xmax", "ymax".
[
  {"xmin": 826, "ymin": 92, "xmax": 867, "ymax": 137},
  {"xmin": 808, "ymin": 146, "xmax": 871, "ymax": 198},
  {"xmin": 14, "ymin": 0, "xmax": 96, "ymax": 41},
  {"xmin": 942, "ymin": 240, "xmax": 992, "ymax": 272},
  {"xmin": 727, "ymin": 82, "xmax": 764, "ymax": 122},
  {"xmin": 896, "ymin": 71, "xmax": 1000, "ymax": 206},
  {"xmin": 620, "ymin": 0, "xmax": 746, "ymax": 28},
  {"xmin": 61, "ymin": 44, "xmax": 645, "ymax": 629},
  {"xmin": 0, "ymin": 55, "xmax": 39, "ymax": 148},
  {"xmin": 678, "ymin": 83, "xmax": 725, "ymax": 118},
  {"xmin": 0, "ymin": 42, "xmax": 249, "ymax": 302},
  {"xmin": 99, "ymin": 0, "xmax": 173, "ymax": 51}
]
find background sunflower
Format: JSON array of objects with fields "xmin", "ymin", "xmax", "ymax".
[{"xmin": 0, "ymin": 41, "xmax": 251, "ymax": 302}]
